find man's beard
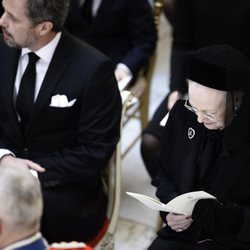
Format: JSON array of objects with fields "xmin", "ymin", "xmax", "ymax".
[{"xmin": 2, "ymin": 28, "xmax": 34, "ymax": 49}]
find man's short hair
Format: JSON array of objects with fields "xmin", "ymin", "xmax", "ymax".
[
  {"xmin": 0, "ymin": 166, "xmax": 43, "ymax": 233},
  {"xmin": 25, "ymin": 0, "xmax": 70, "ymax": 32}
]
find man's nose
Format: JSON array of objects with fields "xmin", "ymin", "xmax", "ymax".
[{"xmin": 0, "ymin": 12, "xmax": 7, "ymax": 27}]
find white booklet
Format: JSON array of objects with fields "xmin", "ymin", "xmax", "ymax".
[{"xmin": 126, "ymin": 191, "xmax": 216, "ymax": 216}]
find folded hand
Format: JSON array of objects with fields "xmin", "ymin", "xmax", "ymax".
[{"xmin": 167, "ymin": 212, "xmax": 193, "ymax": 232}]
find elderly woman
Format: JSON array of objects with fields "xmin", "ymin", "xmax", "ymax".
[{"xmin": 149, "ymin": 45, "xmax": 250, "ymax": 250}]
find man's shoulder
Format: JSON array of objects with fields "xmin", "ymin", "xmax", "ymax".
[{"xmin": 60, "ymin": 31, "xmax": 111, "ymax": 64}]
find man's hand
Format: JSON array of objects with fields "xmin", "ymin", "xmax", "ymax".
[
  {"xmin": 0, "ymin": 155, "xmax": 45, "ymax": 173},
  {"xmin": 115, "ymin": 67, "xmax": 131, "ymax": 82},
  {"xmin": 167, "ymin": 212, "xmax": 193, "ymax": 232}
]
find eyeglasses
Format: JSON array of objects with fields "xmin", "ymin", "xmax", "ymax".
[{"xmin": 184, "ymin": 99, "xmax": 216, "ymax": 120}]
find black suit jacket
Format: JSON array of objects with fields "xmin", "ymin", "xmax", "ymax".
[
  {"xmin": 0, "ymin": 31, "xmax": 121, "ymax": 242},
  {"xmin": 65, "ymin": 0, "xmax": 157, "ymax": 77}
]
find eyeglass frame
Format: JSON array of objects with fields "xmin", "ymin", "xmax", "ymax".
[{"xmin": 184, "ymin": 99, "xmax": 217, "ymax": 120}]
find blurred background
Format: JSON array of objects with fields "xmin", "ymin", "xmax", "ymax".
[{"xmin": 114, "ymin": 14, "xmax": 172, "ymax": 250}]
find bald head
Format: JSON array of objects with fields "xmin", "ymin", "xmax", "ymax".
[{"xmin": 0, "ymin": 166, "xmax": 43, "ymax": 235}]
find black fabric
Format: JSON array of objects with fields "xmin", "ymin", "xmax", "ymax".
[
  {"xmin": 223, "ymin": 91, "xmax": 250, "ymax": 151},
  {"xmin": 143, "ymin": 94, "xmax": 169, "ymax": 139},
  {"xmin": 140, "ymin": 133, "xmax": 160, "ymax": 178},
  {"xmin": 195, "ymin": 130, "xmax": 223, "ymax": 191},
  {"xmin": 16, "ymin": 52, "xmax": 39, "ymax": 132},
  {"xmin": 41, "ymin": 181, "xmax": 108, "ymax": 243},
  {"xmin": 150, "ymin": 98, "xmax": 250, "ymax": 248},
  {"xmin": 186, "ymin": 45, "xmax": 250, "ymax": 91},
  {"xmin": 65, "ymin": 0, "xmax": 157, "ymax": 78},
  {"xmin": 149, "ymin": 236, "xmax": 208, "ymax": 250},
  {"xmin": 149, "ymin": 236, "xmax": 232, "ymax": 250},
  {"xmin": 141, "ymin": 94, "xmax": 170, "ymax": 178},
  {"xmin": 170, "ymin": 0, "xmax": 250, "ymax": 93},
  {"xmin": 81, "ymin": 0, "xmax": 93, "ymax": 24},
  {"xmin": 192, "ymin": 199, "xmax": 244, "ymax": 236},
  {"xmin": 186, "ymin": 56, "xmax": 227, "ymax": 91},
  {"xmin": 192, "ymin": 199, "xmax": 220, "ymax": 233}
]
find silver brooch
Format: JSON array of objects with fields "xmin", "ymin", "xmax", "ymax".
[{"xmin": 188, "ymin": 127, "xmax": 195, "ymax": 139}]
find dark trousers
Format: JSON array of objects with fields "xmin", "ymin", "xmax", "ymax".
[{"xmin": 148, "ymin": 236, "xmax": 232, "ymax": 250}]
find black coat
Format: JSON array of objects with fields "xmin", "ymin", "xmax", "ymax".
[
  {"xmin": 0, "ymin": 31, "xmax": 122, "ymax": 243},
  {"xmin": 153, "ymin": 96, "xmax": 250, "ymax": 249},
  {"xmin": 65, "ymin": 0, "xmax": 157, "ymax": 78}
]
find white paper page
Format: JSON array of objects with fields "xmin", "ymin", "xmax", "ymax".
[
  {"xmin": 126, "ymin": 191, "xmax": 216, "ymax": 215},
  {"xmin": 166, "ymin": 191, "xmax": 216, "ymax": 215},
  {"xmin": 126, "ymin": 191, "xmax": 177, "ymax": 213}
]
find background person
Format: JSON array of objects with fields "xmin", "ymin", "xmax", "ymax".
[
  {"xmin": 149, "ymin": 45, "xmax": 250, "ymax": 249},
  {"xmin": 65, "ymin": 0, "xmax": 157, "ymax": 83}
]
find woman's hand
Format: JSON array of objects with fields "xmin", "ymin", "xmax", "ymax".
[
  {"xmin": 166, "ymin": 212, "xmax": 193, "ymax": 232},
  {"xmin": 0, "ymin": 155, "xmax": 45, "ymax": 173}
]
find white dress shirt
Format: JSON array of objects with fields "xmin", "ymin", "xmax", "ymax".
[{"xmin": 14, "ymin": 32, "xmax": 62, "ymax": 102}]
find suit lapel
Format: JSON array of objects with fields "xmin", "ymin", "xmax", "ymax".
[
  {"xmin": 25, "ymin": 32, "xmax": 71, "ymax": 134},
  {"xmin": 3, "ymin": 49, "xmax": 23, "ymax": 134}
]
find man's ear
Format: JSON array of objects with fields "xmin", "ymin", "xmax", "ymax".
[{"xmin": 37, "ymin": 21, "xmax": 54, "ymax": 36}]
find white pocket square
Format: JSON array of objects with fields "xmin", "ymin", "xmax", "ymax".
[{"xmin": 50, "ymin": 94, "xmax": 76, "ymax": 108}]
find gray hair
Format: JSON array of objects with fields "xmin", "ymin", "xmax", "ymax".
[
  {"xmin": 25, "ymin": 0, "xmax": 70, "ymax": 32},
  {"xmin": 0, "ymin": 166, "xmax": 43, "ymax": 233}
]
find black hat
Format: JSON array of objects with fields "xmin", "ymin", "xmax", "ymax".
[{"xmin": 186, "ymin": 45, "xmax": 250, "ymax": 91}]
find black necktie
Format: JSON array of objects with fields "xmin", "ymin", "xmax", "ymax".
[
  {"xmin": 81, "ymin": 0, "xmax": 93, "ymax": 24},
  {"xmin": 16, "ymin": 52, "xmax": 39, "ymax": 131}
]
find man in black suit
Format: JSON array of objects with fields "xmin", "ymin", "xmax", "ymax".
[
  {"xmin": 65, "ymin": 0, "xmax": 157, "ymax": 82},
  {"xmin": 0, "ymin": 0, "xmax": 121, "ymax": 244}
]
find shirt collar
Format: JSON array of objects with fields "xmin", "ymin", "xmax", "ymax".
[
  {"xmin": 21, "ymin": 32, "xmax": 62, "ymax": 63},
  {"xmin": 1, "ymin": 232, "xmax": 48, "ymax": 250}
]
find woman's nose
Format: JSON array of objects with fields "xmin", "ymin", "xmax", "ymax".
[{"xmin": 196, "ymin": 111, "xmax": 205, "ymax": 123}]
